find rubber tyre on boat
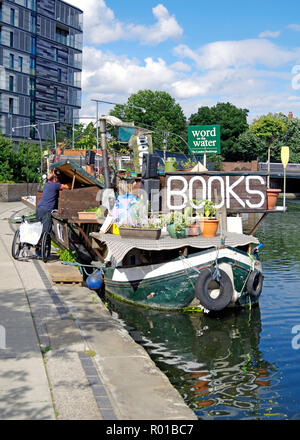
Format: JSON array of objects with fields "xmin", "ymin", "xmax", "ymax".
[
  {"xmin": 12, "ymin": 229, "xmax": 21, "ymax": 260},
  {"xmin": 41, "ymin": 232, "xmax": 51, "ymax": 263},
  {"xmin": 195, "ymin": 268, "xmax": 233, "ymax": 312},
  {"xmin": 246, "ymin": 269, "xmax": 263, "ymax": 298}
]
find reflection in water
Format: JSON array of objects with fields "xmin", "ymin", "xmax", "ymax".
[
  {"xmin": 108, "ymin": 299, "xmax": 277, "ymax": 419},
  {"xmin": 106, "ymin": 200, "xmax": 300, "ymax": 420}
]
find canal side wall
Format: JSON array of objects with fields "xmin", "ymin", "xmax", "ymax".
[{"xmin": 0, "ymin": 184, "xmax": 41, "ymax": 202}]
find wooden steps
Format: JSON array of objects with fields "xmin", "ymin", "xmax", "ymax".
[{"xmin": 47, "ymin": 262, "xmax": 83, "ymax": 286}]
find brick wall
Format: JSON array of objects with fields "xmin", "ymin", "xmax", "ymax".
[{"xmin": 221, "ymin": 161, "xmax": 258, "ymax": 172}]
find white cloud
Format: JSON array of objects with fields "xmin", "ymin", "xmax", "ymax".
[
  {"xmin": 128, "ymin": 4, "xmax": 183, "ymax": 45},
  {"xmin": 259, "ymin": 30, "xmax": 281, "ymax": 38},
  {"xmin": 82, "ymin": 47, "xmax": 177, "ymax": 95},
  {"xmin": 174, "ymin": 39, "xmax": 300, "ymax": 70},
  {"xmin": 67, "ymin": 1, "xmax": 182, "ymax": 45},
  {"xmin": 287, "ymin": 24, "xmax": 300, "ymax": 31},
  {"xmin": 66, "ymin": 2, "xmax": 300, "ymax": 121},
  {"xmin": 170, "ymin": 61, "xmax": 191, "ymax": 72}
]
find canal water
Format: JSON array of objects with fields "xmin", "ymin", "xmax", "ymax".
[{"xmin": 106, "ymin": 199, "xmax": 300, "ymax": 420}]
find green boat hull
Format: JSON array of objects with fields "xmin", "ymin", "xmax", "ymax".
[{"xmin": 103, "ymin": 247, "xmax": 262, "ymax": 311}]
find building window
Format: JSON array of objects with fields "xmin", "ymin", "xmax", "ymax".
[
  {"xmin": 54, "ymin": 47, "xmax": 58, "ymax": 61},
  {"xmin": 53, "ymin": 87, "xmax": 57, "ymax": 101},
  {"xmin": 18, "ymin": 56, "xmax": 23, "ymax": 72},
  {"xmin": 10, "ymin": 9, "xmax": 15, "ymax": 26},
  {"xmin": 30, "ymin": 100, "xmax": 35, "ymax": 118},
  {"xmin": 56, "ymin": 27, "xmax": 69, "ymax": 45},
  {"xmin": 57, "ymin": 68, "xmax": 61, "ymax": 82},
  {"xmin": 10, "ymin": 32, "xmax": 14, "ymax": 48},
  {"xmin": 30, "ymin": 57, "xmax": 35, "ymax": 74},
  {"xmin": 9, "ymin": 76, "xmax": 14, "ymax": 92},
  {"xmin": 31, "ymin": 0, "xmax": 36, "ymax": 12},
  {"xmin": 9, "ymin": 98, "xmax": 13, "ymax": 114},
  {"xmin": 57, "ymin": 108, "xmax": 60, "ymax": 120},
  {"xmin": 29, "ymin": 78, "xmax": 35, "ymax": 97},
  {"xmin": 30, "ymin": 36, "xmax": 36, "ymax": 54},
  {"xmin": 30, "ymin": 13, "xmax": 36, "ymax": 33},
  {"xmin": 9, "ymin": 54, "xmax": 14, "ymax": 69},
  {"xmin": 24, "ymin": 0, "xmax": 28, "ymax": 8}
]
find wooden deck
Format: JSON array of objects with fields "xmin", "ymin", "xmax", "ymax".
[{"xmin": 47, "ymin": 261, "xmax": 83, "ymax": 286}]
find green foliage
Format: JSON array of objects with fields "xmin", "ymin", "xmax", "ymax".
[
  {"xmin": 0, "ymin": 137, "xmax": 14, "ymax": 182},
  {"xmin": 274, "ymin": 117, "xmax": 300, "ymax": 163},
  {"xmin": 72, "ymin": 122, "xmax": 97, "ymax": 149},
  {"xmin": 109, "ymin": 90, "xmax": 187, "ymax": 152},
  {"xmin": 55, "ymin": 247, "xmax": 78, "ymax": 263},
  {"xmin": 0, "ymin": 136, "xmax": 41, "ymax": 183},
  {"xmin": 251, "ymin": 114, "xmax": 287, "ymax": 147},
  {"xmin": 192, "ymin": 199, "xmax": 217, "ymax": 218},
  {"xmin": 235, "ymin": 130, "xmax": 267, "ymax": 161},
  {"xmin": 189, "ymin": 102, "xmax": 249, "ymax": 161}
]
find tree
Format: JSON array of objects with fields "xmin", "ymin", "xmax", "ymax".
[
  {"xmin": 189, "ymin": 102, "xmax": 249, "ymax": 161},
  {"xmin": 0, "ymin": 137, "xmax": 14, "ymax": 182},
  {"xmin": 250, "ymin": 114, "xmax": 287, "ymax": 186},
  {"xmin": 235, "ymin": 130, "xmax": 267, "ymax": 161},
  {"xmin": 109, "ymin": 90, "xmax": 187, "ymax": 152},
  {"xmin": 275, "ymin": 117, "xmax": 300, "ymax": 163},
  {"xmin": 0, "ymin": 136, "xmax": 41, "ymax": 183}
]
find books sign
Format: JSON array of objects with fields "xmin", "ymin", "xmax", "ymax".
[{"xmin": 188, "ymin": 125, "xmax": 221, "ymax": 155}]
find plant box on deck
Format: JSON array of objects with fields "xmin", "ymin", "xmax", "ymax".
[
  {"xmin": 77, "ymin": 211, "xmax": 97, "ymax": 220},
  {"xmin": 119, "ymin": 227, "xmax": 161, "ymax": 240}
]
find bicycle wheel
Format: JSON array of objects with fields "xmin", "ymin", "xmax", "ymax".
[
  {"xmin": 12, "ymin": 229, "xmax": 21, "ymax": 260},
  {"xmin": 41, "ymin": 232, "xmax": 51, "ymax": 263}
]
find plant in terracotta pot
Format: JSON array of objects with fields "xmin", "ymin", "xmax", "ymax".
[
  {"xmin": 184, "ymin": 203, "xmax": 199, "ymax": 236},
  {"xmin": 196, "ymin": 199, "xmax": 219, "ymax": 238},
  {"xmin": 266, "ymin": 188, "xmax": 281, "ymax": 210}
]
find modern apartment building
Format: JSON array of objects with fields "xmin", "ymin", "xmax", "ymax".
[{"xmin": 0, "ymin": 0, "xmax": 82, "ymax": 140}]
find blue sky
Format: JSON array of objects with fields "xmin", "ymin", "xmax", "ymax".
[{"xmin": 68, "ymin": 0, "xmax": 300, "ymax": 123}]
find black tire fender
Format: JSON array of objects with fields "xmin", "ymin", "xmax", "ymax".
[
  {"xmin": 195, "ymin": 268, "xmax": 234, "ymax": 312},
  {"xmin": 246, "ymin": 270, "xmax": 264, "ymax": 298}
]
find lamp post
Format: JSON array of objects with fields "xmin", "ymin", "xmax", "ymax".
[
  {"xmin": 91, "ymin": 99, "xmax": 101, "ymax": 151},
  {"xmin": 92, "ymin": 99, "xmax": 146, "ymax": 114}
]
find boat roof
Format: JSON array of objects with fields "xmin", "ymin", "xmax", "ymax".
[
  {"xmin": 50, "ymin": 159, "xmax": 104, "ymax": 189},
  {"xmin": 90, "ymin": 232, "xmax": 259, "ymax": 265}
]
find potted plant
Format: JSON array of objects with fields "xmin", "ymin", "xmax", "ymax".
[
  {"xmin": 118, "ymin": 198, "xmax": 161, "ymax": 240},
  {"xmin": 166, "ymin": 211, "xmax": 190, "ymax": 239},
  {"xmin": 195, "ymin": 199, "xmax": 219, "ymax": 238},
  {"xmin": 266, "ymin": 188, "xmax": 281, "ymax": 210},
  {"xmin": 78, "ymin": 206, "xmax": 105, "ymax": 220}
]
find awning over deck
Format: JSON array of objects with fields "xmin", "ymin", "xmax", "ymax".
[
  {"xmin": 90, "ymin": 232, "xmax": 259, "ymax": 266},
  {"xmin": 50, "ymin": 160, "xmax": 104, "ymax": 188}
]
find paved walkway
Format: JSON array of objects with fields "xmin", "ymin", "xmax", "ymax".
[
  {"xmin": 0, "ymin": 202, "xmax": 55, "ymax": 420},
  {"xmin": 0, "ymin": 202, "xmax": 197, "ymax": 420}
]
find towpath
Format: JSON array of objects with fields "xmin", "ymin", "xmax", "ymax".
[{"xmin": 0, "ymin": 202, "xmax": 197, "ymax": 421}]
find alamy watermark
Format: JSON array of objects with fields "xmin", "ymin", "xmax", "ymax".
[
  {"xmin": 292, "ymin": 65, "xmax": 300, "ymax": 90},
  {"xmin": 291, "ymin": 325, "xmax": 300, "ymax": 350},
  {"xmin": 0, "ymin": 325, "xmax": 6, "ymax": 350}
]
